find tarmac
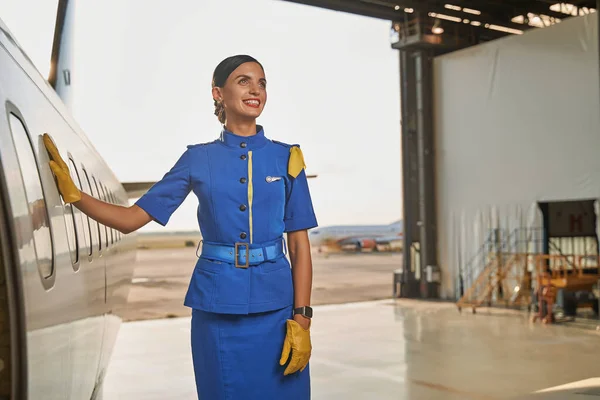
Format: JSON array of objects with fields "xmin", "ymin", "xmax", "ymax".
[
  {"xmin": 111, "ymin": 248, "xmax": 403, "ymax": 321},
  {"xmin": 103, "ymin": 298, "xmax": 600, "ymax": 400}
]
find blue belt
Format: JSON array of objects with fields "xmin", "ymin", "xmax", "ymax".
[{"xmin": 199, "ymin": 239, "xmax": 286, "ymax": 268}]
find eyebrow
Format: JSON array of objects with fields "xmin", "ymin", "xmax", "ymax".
[{"xmin": 235, "ymin": 74, "xmax": 267, "ymax": 83}]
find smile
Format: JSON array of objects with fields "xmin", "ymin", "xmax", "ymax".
[{"xmin": 243, "ymin": 99, "xmax": 260, "ymax": 108}]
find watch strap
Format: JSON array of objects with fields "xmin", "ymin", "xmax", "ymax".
[{"xmin": 293, "ymin": 306, "xmax": 313, "ymax": 318}]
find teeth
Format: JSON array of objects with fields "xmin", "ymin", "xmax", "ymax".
[{"xmin": 244, "ymin": 100, "xmax": 259, "ymax": 106}]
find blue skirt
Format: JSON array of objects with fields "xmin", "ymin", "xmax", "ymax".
[{"xmin": 191, "ymin": 305, "xmax": 311, "ymax": 399}]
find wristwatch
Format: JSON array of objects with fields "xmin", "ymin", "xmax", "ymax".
[{"xmin": 293, "ymin": 306, "xmax": 313, "ymax": 319}]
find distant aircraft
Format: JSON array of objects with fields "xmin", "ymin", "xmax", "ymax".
[{"xmin": 308, "ymin": 220, "xmax": 403, "ymax": 251}]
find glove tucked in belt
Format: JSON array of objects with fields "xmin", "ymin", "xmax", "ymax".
[{"xmin": 199, "ymin": 239, "xmax": 286, "ymax": 268}]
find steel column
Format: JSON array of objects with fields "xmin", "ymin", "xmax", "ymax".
[
  {"xmin": 414, "ymin": 49, "xmax": 440, "ymax": 298},
  {"xmin": 399, "ymin": 47, "xmax": 440, "ymax": 298},
  {"xmin": 399, "ymin": 49, "xmax": 420, "ymax": 297}
]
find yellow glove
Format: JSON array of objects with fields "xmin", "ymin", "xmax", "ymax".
[
  {"xmin": 288, "ymin": 146, "xmax": 306, "ymax": 178},
  {"xmin": 279, "ymin": 319, "xmax": 311, "ymax": 376},
  {"xmin": 42, "ymin": 133, "xmax": 81, "ymax": 203}
]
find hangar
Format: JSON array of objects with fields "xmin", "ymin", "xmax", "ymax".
[{"xmin": 282, "ymin": 1, "xmax": 600, "ymax": 312}]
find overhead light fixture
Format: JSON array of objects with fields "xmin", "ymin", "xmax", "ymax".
[
  {"xmin": 395, "ymin": 5, "xmax": 400, "ymax": 10},
  {"xmin": 429, "ymin": 12, "xmax": 462, "ymax": 23},
  {"xmin": 550, "ymin": 2, "xmax": 578, "ymax": 16},
  {"xmin": 488, "ymin": 24, "xmax": 523, "ymax": 35},
  {"xmin": 462, "ymin": 8, "xmax": 481, "ymax": 15},
  {"xmin": 432, "ymin": 19, "xmax": 444, "ymax": 34},
  {"xmin": 404, "ymin": 8, "xmax": 414, "ymax": 13},
  {"xmin": 444, "ymin": 4, "xmax": 461, "ymax": 11},
  {"xmin": 511, "ymin": 15, "xmax": 526, "ymax": 24}
]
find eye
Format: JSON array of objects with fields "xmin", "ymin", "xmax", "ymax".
[{"xmin": 239, "ymin": 78, "xmax": 248, "ymax": 85}]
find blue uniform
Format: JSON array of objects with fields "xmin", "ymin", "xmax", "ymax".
[{"xmin": 135, "ymin": 126, "xmax": 318, "ymax": 399}]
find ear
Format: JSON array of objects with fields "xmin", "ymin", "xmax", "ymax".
[{"xmin": 212, "ymin": 87, "xmax": 222, "ymax": 101}]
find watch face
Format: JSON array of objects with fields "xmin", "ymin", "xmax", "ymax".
[
  {"xmin": 295, "ymin": 306, "xmax": 313, "ymax": 318},
  {"xmin": 305, "ymin": 306, "xmax": 313, "ymax": 318}
]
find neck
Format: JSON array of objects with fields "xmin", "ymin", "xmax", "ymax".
[{"xmin": 224, "ymin": 118, "xmax": 257, "ymax": 137}]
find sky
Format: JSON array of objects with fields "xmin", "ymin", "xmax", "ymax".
[{"xmin": 0, "ymin": 0, "xmax": 402, "ymax": 233}]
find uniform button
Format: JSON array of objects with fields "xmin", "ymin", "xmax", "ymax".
[
  {"xmin": 239, "ymin": 204, "xmax": 247, "ymax": 211},
  {"xmin": 240, "ymin": 177, "xmax": 247, "ymax": 184},
  {"xmin": 240, "ymin": 142, "xmax": 247, "ymax": 148},
  {"xmin": 240, "ymin": 232, "xmax": 247, "ymax": 239},
  {"xmin": 240, "ymin": 154, "xmax": 247, "ymax": 160}
]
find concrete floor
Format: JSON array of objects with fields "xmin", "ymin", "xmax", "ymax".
[{"xmin": 103, "ymin": 299, "xmax": 599, "ymax": 399}]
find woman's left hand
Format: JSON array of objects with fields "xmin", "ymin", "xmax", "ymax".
[{"xmin": 279, "ymin": 318, "xmax": 311, "ymax": 376}]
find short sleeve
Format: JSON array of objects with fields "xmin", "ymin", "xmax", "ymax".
[
  {"xmin": 284, "ymin": 168, "xmax": 318, "ymax": 232},
  {"xmin": 134, "ymin": 149, "xmax": 192, "ymax": 226}
]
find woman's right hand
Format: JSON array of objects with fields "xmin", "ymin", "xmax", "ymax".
[
  {"xmin": 43, "ymin": 133, "xmax": 81, "ymax": 203},
  {"xmin": 42, "ymin": 133, "xmax": 153, "ymax": 234}
]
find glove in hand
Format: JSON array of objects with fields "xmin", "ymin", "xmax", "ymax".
[
  {"xmin": 43, "ymin": 133, "xmax": 81, "ymax": 203},
  {"xmin": 279, "ymin": 319, "xmax": 311, "ymax": 376}
]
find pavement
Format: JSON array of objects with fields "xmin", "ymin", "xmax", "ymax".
[{"xmin": 104, "ymin": 299, "xmax": 600, "ymax": 400}]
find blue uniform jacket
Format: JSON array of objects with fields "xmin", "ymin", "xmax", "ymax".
[{"xmin": 135, "ymin": 126, "xmax": 318, "ymax": 314}]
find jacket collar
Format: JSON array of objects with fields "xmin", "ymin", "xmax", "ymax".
[{"xmin": 219, "ymin": 125, "xmax": 268, "ymax": 149}]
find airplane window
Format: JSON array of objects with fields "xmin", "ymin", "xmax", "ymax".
[
  {"xmin": 107, "ymin": 189, "xmax": 115, "ymax": 245},
  {"xmin": 61, "ymin": 162, "xmax": 79, "ymax": 265},
  {"xmin": 68, "ymin": 157, "xmax": 91, "ymax": 258},
  {"xmin": 41, "ymin": 137, "xmax": 80, "ymax": 267},
  {"xmin": 8, "ymin": 114, "xmax": 54, "ymax": 278},
  {"xmin": 107, "ymin": 190, "xmax": 115, "ymax": 245},
  {"xmin": 91, "ymin": 176, "xmax": 105, "ymax": 252},
  {"xmin": 98, "ymin": 182, "xmax": 111, "ymax": 249},
  {"xmin": 110, "ymin": 192, "xmax": 122, "ymax": 242},
  {"xmin": 81, "ymin": 168, "xmax": 99, "ymax": 254}
]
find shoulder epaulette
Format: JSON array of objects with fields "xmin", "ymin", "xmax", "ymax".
[
  {"xmin": 187, "ymin": 140, "xmax": 216, "ymax": 149},
  {"xmin": 270, "ymin": 141, "xmax": 304, "ymax": 178},
  {"xmin": 271, "ymin": 139, "xmax": 299, "ymax": 149}
]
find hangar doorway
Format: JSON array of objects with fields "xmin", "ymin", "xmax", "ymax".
[
  {"xmin": 537, "ymin": 199, "xmax": 599, "ymax": 316},
  {"xmin": 538, "ymin": 199, "xmax": 599, "ymax": 259}
]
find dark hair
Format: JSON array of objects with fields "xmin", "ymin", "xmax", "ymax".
[{"xmin": 212, "ymin": 55, "xmax": 264, "ymax": 124}]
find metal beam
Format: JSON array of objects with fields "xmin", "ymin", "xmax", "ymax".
[
  {"xmin": 453, "ymin": 0, "xmax": 591, "ymax": 21},
  {"xmin": 282, "ymin": 0, "xmax": 596, "ymax": 27},
  {"xmin": 507, "ymin": 2, "xmax": 589, "ymax": 20},
  {"xmin": 278, "ymin": 0, "xmax": 402, "ymax": 20},
  {"xmin": 283, "ymin": 0, "xmax": 531, "ymax": 32},
  {"xmin": 391, "ymin": 0, "xmax": 531, "ymax": 31}
]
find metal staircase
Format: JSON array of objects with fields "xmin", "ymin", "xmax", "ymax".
[{"xmin": 456, "ymin": 228, "xmax": 542, "ymax": 313}]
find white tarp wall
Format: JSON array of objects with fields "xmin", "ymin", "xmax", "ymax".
[{"xmin": 433, "ymin": 13, "xmax": 599, "ymax": 300}]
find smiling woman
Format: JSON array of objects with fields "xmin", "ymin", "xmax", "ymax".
[
  {"xmin": 45, "ymin": 54, "xmax": 318, "ymax": 400},
  {"xmin": 211, "ymin": 55, "xmax": 267, "ymax": 126}
]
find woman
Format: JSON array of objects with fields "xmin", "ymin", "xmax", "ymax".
[{"xmin": 43, "ymin": 54, "xmax": 317, "ymax": 399}]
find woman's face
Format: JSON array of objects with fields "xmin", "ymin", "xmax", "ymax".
[{"xmin": 214, "ymin": 62, "xmax": 267, "ymax": 123}]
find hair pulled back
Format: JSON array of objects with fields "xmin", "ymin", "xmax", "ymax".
[{"xmin": 212, "ymin": 55, "xmax": 264, "ymax": 124}]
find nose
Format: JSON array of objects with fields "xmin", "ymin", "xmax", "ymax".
[{"xmin": 249, "ymin": 81, "xmax": 261, "ymax": 95}]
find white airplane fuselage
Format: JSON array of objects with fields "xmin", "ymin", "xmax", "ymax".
[{"xmin": 0, "ymin": 17, "xmax": 135, "ymax": 399}]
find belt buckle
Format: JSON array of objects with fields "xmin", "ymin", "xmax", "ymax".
[{"xmin": 235, "ymin": 243, "xmax": 250, "ymax": 269}]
